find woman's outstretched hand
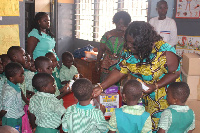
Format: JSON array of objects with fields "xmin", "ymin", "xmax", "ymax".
[
  {"xmin": 92, "ymin": 86, "xmax": 102, "ymax": 98},
  {"xmin": 142, "ymin": 83, "xmax": 156, "ymax": 94}
]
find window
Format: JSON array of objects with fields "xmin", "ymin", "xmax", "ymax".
[{"xmin": 75, "ymin": 0, "xmax": 148, "ymax": 42}]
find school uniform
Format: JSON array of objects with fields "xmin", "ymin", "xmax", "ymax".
[
  {"xmin": 52, "ymin": 67, "xmax": 62, "ymax": 90},
  {"xmin": 0, "ymin": 73, "xmax": 7, "ymax": 111},
  {"xmin": 20, "ymin": 69, "xmax": 35, "ymax": 96},
  {"xmin": 108, "ymin": 105, "xmax": 152, "ymax": 133},
  {"xmin": 60, "ymin": 64, "xmax": 78, "ymax": 82},
  {"xmin": 158, "ymin": 105, "xmax": 195, "ymax": 133},
  {"xmin": 62, "ymin": 103, "xmax": 108, "ymax": 133},
  {"xmin": 29, "ymin": 91, "xmax": 66, "ymax": 133},
  {"xmin": 2, "ymin": 80, "xmax": 24, "ymax": 130}
]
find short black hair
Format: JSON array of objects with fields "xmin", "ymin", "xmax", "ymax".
[
  {"xmin": 32, "ymin": 73, "xmax": 53, "ymax": 91},
  {"xmin": 113, "ymin": 11, "xmax": 131, "ymax": 26},
  {"xmin": 45, "ymin": 52, "xmax": 55, "ymax": 58},
  {"xmin": 7, "ymin": 46, "xmax": 23, "ymax": 61},
  {"xmin": 72, "ymin": 78, "xmax": 93, "ymax": 101},
  {"xmin": 34, "ymin": 56, "xmax": 51, "ymax": 70},
  {"xmin": 0, "ymin": 54, "xmax": 11, "ymax": 64},
  {"xmin": 5, "ymin": 62, "xmax": 23, "ymax": 80},
  {"xmin": 123, "ymin": 79, "xmax": 142, "ymax": 101},
  {"xmin": 62, "ymin": 51, "xmax": 73, "ymax": 61},
  {"xmin": 168, "ymin": 82, "xmax": 190, "ymax": 103},
  {"xmin": 157, "ymin": 0, "xmax": 168, "ymax": 8}
]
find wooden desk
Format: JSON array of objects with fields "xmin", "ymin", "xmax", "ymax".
[{"xmin": 74, "ymin": 58, "xmax": 101, "ymax": 84}]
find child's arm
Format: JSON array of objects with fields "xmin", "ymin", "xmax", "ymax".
[
  {"xmin": 56, "ymin": 85, "xmax": 71, "ymax": 100},
  {"xmin": 26, "ymin": 90, "xmax": 35, "ymax": 99},
  {"xmin": 157, "ymin": 128, "xmax": 165, "ymax": 133},
  {"xmin": 21, "ymin": 90, "xmax": 29, "ymax": 105},
  {"xmin": 0, "ymin": 110, "xmax": 7, "ymax": 119},
  {"xmin": 100, "ymin": 104, "xmax": 106, "ymax": 114},
  {"xmin": 29, "ymin": 113, "xmax": 37, "ymax": 130}
]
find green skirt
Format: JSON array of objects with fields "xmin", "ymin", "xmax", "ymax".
[{"xmin": 35, "ymin": 126, "xmax": 59, "ymax": 133}]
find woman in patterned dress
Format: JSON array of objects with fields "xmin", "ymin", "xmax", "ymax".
[
  {"xmin": 96, "ymin": 11, "xmax": 131, "ymax": 82},
  {"xmin": 93, "ymin": 21, "xmax": 181, "ymax": 132}
]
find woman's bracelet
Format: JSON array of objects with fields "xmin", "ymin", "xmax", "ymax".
[
  {"xmin": 97, "ymin": 83, "xmax": 104, "ymax": 92},
  {"xmin": 155, "ymin": 83, "xmax": 159, "ymax": 90}
]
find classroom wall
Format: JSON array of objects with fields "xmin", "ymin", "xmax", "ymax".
[
  {"xmin": 56, "ymin": 0, "xmax": 74, "ymax": 61},
  {"xmin": 35, "ymin": 0, "xmax": 50, "ymax": 13},
  {"xmin": 0, "ymin": 1, "xmax": 25, "ymax": 49}
]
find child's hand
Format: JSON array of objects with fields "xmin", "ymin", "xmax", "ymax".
[
  {"xmin": 62, "ymin": 83, "xmax": 72, "ymax": 94},
  {"xmin": 100, "ymin": 104, "xmax": 106, "ymax": 114},
  {"xmin": 32, "ymin": 128, "xmax": 36, "ymax": 133}
]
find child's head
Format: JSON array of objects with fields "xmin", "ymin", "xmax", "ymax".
[
  {"xmin": 7, "ymin": 46, "xmax": 27, "ymax": 68},
  {"xmin": 156, "ymin": 0, "xmax": 168, "ymax": 18},
  {"xmin": 32, "ymin": 73, "xmax": 56, "ymax": 94},
  {"xmin": 122, "ymin": 79, "xmax": 142, "ymax": 103},
  {"xmin": 0, "ymin": 54, "xmax": 11, "ymax": 72},
  {"xmin": 72, "ymin": 78, "xmax": 93, "ymax": 101},
  {"xmin": 167, "ymin": 82, "xmax": 190, "ymax": 105},
  {"xmin": 62, "ymin": 51, "xmax": 74, "ymax": 69},
  {"xmin": 5, "ymin": 62, "xmax": 24, "ymax": 84},
  {"xmin": 45, "ymin": 52, "xmax": 58, "ymax": 69},
  {"xmin": 113, "ymin": 11, "xmax": 131, "ymax": 31},
  {"xmin": 35, "ymin": 56, "xmax": 53, "ymax": 74}
]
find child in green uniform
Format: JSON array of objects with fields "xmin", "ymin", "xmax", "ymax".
[
  {"xmin": 0, "ymin": 54, "xmax": 11, "ymax": 119},
  {"xmin": 60, "ymin": 51, "xmax": 79, "ymax": 85},
  {"xmin": 158, "ymin": 82, "xmax": 195, "ymax": 133},
  {"xmin": 108, "ymin": 79, "xmax": 152, "ymax": 133},
  {"xmin": 23, "ymin": 53, "xmax": 35, "ymax": 98},
  {"xmin": 62, "ymin": 78, "xmax": 108, "ymax": 133},
  {"xmin": 29, "ymin": 73, "xmax": 66, "ymax": 133},
  {"xmin": 0, "ymin": 58, "xmax": 6, "ymax": 119},
  {"xmin": 7, "ymin": 46, "xmax": 30, "ymax": 105},
  {"xmin": 2, "ymin": 62, "xmax": 25, "ymax": 132},
  {"xmin": 45, "ymin": 52, "xmax": 62, "ymax": 90},
  {"xmin": 34, "ymin": 56, "xmax": 70, "ymax": 102},
  {"xmin": 0, "ymin": 54, "xmax": 11, "ymax": 73}
]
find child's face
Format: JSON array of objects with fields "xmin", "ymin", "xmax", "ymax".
[
  {"xmin": 39, "ymin": 61, "xmax": 53, "ymax": 74},
  {"xmin": 157, "ymin": 2, "xmax": 168, "ymax": 17},
  {"xmin": 10, "ymin": 67, "xmax": 24, "ymax": 84},
  {"xmin": 23, "ymin": 54, "xmax": 31, "ymax": 70},
  {"xmin": 63, "ymin": 57, "xmax": 73, "ymax": 69},
  {"xmin": 38, "ymin": 14, "xmax": 50, "ymax": 30},
  {"xmin": 46, "ymin": 54, "xmax": 58, "ymax": 69},
  {"xmin": 166, "ymin": 88, "xmax": 175, "ymax": 105},
  {"xmin": 45, "ymin": 78, "xmax": 56, "ymax": 94},
  {"xmin": 15, "ymin": 48, "xmax": 27, "ymax": 67},
  {"xmin": 30, "ymin": 60, "xmax": 36, "ymax": 72}
]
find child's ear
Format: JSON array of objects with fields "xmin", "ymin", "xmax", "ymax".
[
  {"xmin": 12, "ymin": 55, "xmax": 17, "ymax": 62},
  {"xmin": 41, "ymin": 86, "xmax": 47, "ymax": 92},
  {"xmin": 9, "ymin": 77, "xmax": 14, "ymax": 82},
  {"xmin": 37, "ymin": 68, "xmax": 42, "ymax": 73}
]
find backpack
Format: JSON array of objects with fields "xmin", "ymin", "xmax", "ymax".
[{"xmin": 73, "ymin": 45, "xmax": 94, "ymax": 58}]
